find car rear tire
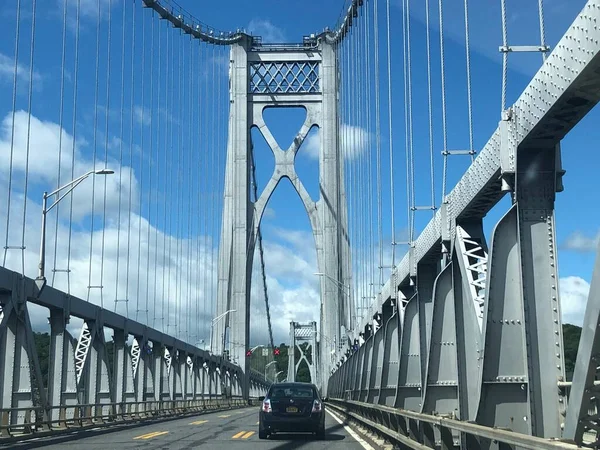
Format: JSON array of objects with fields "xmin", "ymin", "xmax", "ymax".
[{"xmin": 259, "ymin": 429, "xmax": 268, "ymax": 439}]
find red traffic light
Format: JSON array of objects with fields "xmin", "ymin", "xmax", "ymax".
[
  {"xmin": 246, "ymin": 350, "xmax": 252, "ymax": 357},
  {"xmin": 274, "ymin": 348, "xmax": 280, "ymax": 356}
]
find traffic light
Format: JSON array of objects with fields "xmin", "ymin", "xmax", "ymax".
[
  {"xmin": 274, "ymin": 347, "xmax": 280, "ymax": 356},
  {"xmin": 246, "ymin": 349, "xmax": 252, "ymax": 357}
]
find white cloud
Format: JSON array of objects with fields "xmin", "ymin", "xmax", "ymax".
[
  {"xmin": 59, "ymin": 0, "xmax": 113, "ymax": 20},
  {"xmin": 133, "ymin": 106, "xmax": 151, "ymax": 127},
  {"xmin": 247, "ymin": 19, "xmax": 286, "ymax": 43},
  {"xmin": 263, "ymin": 207, "xmax": 276, "ymax": 219},
  {"xmin": 0, "ymin": 52, "xmax": 43, "ymax": 88},
  {"xmin": 302, "ymin": 124, "xmax": 370, "ymax": 161},
  {"xmin": 0, "ymin": 110, "xmax": 137, "ymax": 221},
  {"xmin": 560, "ymin": 276, "xmax": 590, "ymax": 326},
  {"xmin": 562, "ymin": 230, "xmax": 600, "ymax": 253}
]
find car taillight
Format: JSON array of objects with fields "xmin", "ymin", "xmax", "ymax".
[
  {"xmin": 262, "ymin": 399, "xmax": 272, "ymax": 413},
  {"xmin": 311, "ymin": 400, "xmax": 322, "ymax": 413}
]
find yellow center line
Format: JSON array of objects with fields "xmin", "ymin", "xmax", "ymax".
[
  {"xmin": 242, "ymin": 431, "xmax": 255, "ymax": 439},
  {"xmin": 232, "ymin": 431, "xmax": 246, "ymax": 439},
  {"xmin": 218, "ymin": 414, "xmax": 231, "ymax": 418},
  {"xmin": 133, "ymin": 431, "xmax": 169, "ymax": 440},
  {"xmin": 189, "ymin": 420, "xmax": 208, "ymax": 425}
]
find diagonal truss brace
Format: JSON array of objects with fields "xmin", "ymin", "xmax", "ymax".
[
  {"xmin": 74, "ymin": 322, "xmax": 92, "ymax": 385},
  {"xmin": 164, "ymin": 347, "xmax": 172, "ymax": 377},
  {"xmin": 131, "ymin": 337, "xmax": 141, "ymax": 379},
  {"xmin": 456, "ymin": 226, "xmax": 488, "ymax": 331}
]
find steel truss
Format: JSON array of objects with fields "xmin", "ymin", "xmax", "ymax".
[
  {"xmin": 0, "ymin": 265, "xmax": 268, "ymax": 435},
  {"xmin": 329, "ymin": 0, "xmax": 600, "ymax": 446}
]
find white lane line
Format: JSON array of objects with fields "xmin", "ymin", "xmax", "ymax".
[{"xmin": 326, "ymin": 409, "xmax": 375, "ymax": 450}]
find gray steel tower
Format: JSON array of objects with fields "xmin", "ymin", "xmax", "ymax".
[{"xmin": 214, "ymin": 34, "xmax": 350, "ymax": 398}]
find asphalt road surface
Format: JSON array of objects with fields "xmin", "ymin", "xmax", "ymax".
[{"xmin": 3, "ymin": 406, "xmax": 374, "ymax": 450}]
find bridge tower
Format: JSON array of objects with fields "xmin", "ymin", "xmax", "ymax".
[
  {"xmin": 287, "ymin": 321, "xmax": 318, "ymax": 384},
  {"xmin": 214, "ymin": 34, "xmax": 351, "ymax": 397}
]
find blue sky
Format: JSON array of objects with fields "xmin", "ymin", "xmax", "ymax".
[{"xmin": 0, "ymin": 0, "xmax": 597, "ymax": 349}]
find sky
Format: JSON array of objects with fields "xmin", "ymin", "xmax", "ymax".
[{"xmin": 0, "ymin": 0, "xmax": 598, "ymax": 353}]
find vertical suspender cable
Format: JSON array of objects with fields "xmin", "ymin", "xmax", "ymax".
[
  {"xmin": 361, "ymin": 7, "xmax": 369, "ymax": 318},
  {"xmin": 385, "ymin": 0, "xmax": 396, "ymax": 268},
  {"xmin": 403, "ymin": 0, "xmax": 415, "ymax": 243},
  {"xmin": 21, "ymin": 0, "xmax": 38, "ymax": 274},
  {"xmin": 87, "ymin": 0, "xmax": 101, "ymax": 301},
  {"xmin": 2, "ymin": 0, "xmax": 22, "ymax": 267},
  {"xmin": 202, "ymin": 41, "xmax": 210, "ymax": 338},
  {"xmin": 201, "ymin": 42, "xmax": 208, "ymax": 340},
  {"xmin": 439, "ymin": 0, "xmax": 449, "ymax": 203},
  {"xmin": 365, "ymin": 3, "xmax": 375, "ymax": 304},
  {"xmin": 425, "ymin": 0, "xmax": 436, "ymax": 217},
  {"xmin": 355, "ymin": 16, "xmax": 362, "ymax": 318},
  {"xmin": 374, "ymin": 0, "xmax": 383, "ymax": 287},
  {"xmin": 145, "ymin": 13, "xmax": 155, "ymax": 326},
  {"xmin": 115, "ymin": 0, "xmax": 127, "ymax": 314},
  {"xmin": 152, "ymin": 18, "xmax": 162, "ymax": 327},
  {"xmin": 538, "ymin": 0, "xmax": 547, "ymax": 62},
  {"xmin": 463, "ymin": 0, "xmax": 475, "ymax": 162},
  {"xmin": 162, "ymin": 23, "xmax": 171, "ymax": 332},
  {"xmin": 66, "ymin": 0, "xmax": 81, "ymax": 295},
  {"xmin": 175, "ymin": 31, "xmax": 183, "ymax": 338},
  {"xmin": 100, "ymin": 0, "xmax": 113, "ymax": 310},
  {"xmin": 126, "ymin": 0, "xmax": 136, "ymax": 319},
  {"xmin": 500, "ymin": 0, "xmax": 508, "ymax": 112},
  {"xmin": 166, "ymin": 28, "xmax": 174, "ymax": 333},
  {"xmin": 187, "ymin": 36, "xmax": 194, "ymax": 341},
  {"xmin": 209, "ymin": 45, "xmax": 217, "ymax": 330},
  {"xmin": 194, "ymin": 40, "xmax": 201, "ymax": 342},
  {"xmin": 51, "ymin": 0, "xmax": 69, "ymax": 286},
  {"xmin": 136, "ymin": 11, "xmax": 146, "ymax": 320}
]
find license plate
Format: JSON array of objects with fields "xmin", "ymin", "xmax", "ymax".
[{"xmin": 286, "ymin": 406, "xmax": 298, "ymax": 413}]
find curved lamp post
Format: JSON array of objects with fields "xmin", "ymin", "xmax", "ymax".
[
  {"xmin": 210, "ymin": 309, "xmax": 237, "ymax": 354},
  {"xmin": 35, "ymin": 169, "xmax": 114, "ymax": 296}
]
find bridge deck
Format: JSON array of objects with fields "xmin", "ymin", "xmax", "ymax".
[{"xmin": 2, "ymin": 406, "xmax": 372, "ymax": 450}]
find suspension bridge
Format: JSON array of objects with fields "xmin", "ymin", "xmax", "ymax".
[{"xmin": 0, "ymin": 0, "xmax": 599, "ymax": 448}]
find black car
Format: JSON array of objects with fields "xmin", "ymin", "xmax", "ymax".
[{"xmin": 258, "ymin": 382, "xmax": 326, "ymax": 439}]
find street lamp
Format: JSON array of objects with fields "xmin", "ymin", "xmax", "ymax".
[
  {"xmin": 35, "ymin": 169, "xmax": 114, "ymax": 295},
  {"xmin": 210, "ymin": 309, "xmax": 237, "ymax": 354},
  {"xmin": 314, "ymin": 272, "xmax": 350, "ymax": 295},
  {"xmin": 265, "ymin": 360, "xmax": 277, "ymax": 382}
]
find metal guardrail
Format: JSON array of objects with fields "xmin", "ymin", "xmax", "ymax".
[
  {"xmin": 0, "ymin": 397, "xmax": 251, "ymax": 440},
  {"xmin": 327, "ymin": 399, "xmax": 581, "ymax": 450}
]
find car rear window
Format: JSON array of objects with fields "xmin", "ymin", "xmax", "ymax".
[{"xmin": 270, "ymin": 386, "xmax": 314, "ymax": 399}]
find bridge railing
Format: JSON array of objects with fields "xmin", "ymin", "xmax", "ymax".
[
  {"xmin": 0, "ymin": 397, "xmax": 249, "ymax": 439},
  {"xmin": 327, "ymin": 399, "xmax": 581, "ymax": 450}
]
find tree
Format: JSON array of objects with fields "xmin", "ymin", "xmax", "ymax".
[{"xmin": 563, "ymin": 323, "xmax": 582, "ymax": 380}]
